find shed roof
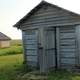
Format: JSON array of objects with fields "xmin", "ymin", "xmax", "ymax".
[
  {"xmin": 0, "ymin": 32, "xmax": 11, "ymax": 41},
  {"xmin": 14, "ymin": 1, "xmax": 80, "ymax": 28}
]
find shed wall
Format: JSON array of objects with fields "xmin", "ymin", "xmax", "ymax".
[
  {"xmin": 22, "ymin": 25, "xmax": 79, "ymax": 70},
  {"xmin": 22, "ymin": 30, "xmax": 38, "ymax": 67},
  {"xmin": 59, "ymin": 26, "xmax": 77, "ymax": 68},
  {"xmin": 20, "ymin": 3, "xmax": 80, "ymax": 70},
  {"xmin": 20, "ymin": 4, "xmax": 80, "ymax": 30},
  {"xmin": 76, "ymin": 25, "xmax": 80, "ymax": 65}
]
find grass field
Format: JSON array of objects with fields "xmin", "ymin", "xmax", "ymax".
[
  {"xmin": 0, "ymin": 40, "xmax": 80, "ymax": 80},
  {"xmin": 0, "ymin": 40, "xmax": 27, "ymax": 80},
  {"xmin": 11, "ymin": 39, "xmax": 22, "ymax": 46},
  {"xmin": 48, "ymin": 70, "xmax": 80, "ymax": 80},
  {"xmin": 0, "ymin": 54, "xmax": 80, "ymax": 80},
  {"xmin": 0, "ymin": 54, "xmax": 23, "ymax": 80},
  {"xmin": 0, "ymin": 39, "xmax": 22, "ymax": 56},
  {"xmin": 0, "ymin": 46, "xmax": 22, "ymax": 56}
]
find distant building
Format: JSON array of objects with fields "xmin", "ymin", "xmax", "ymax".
[
  {"xmin": 14, "ymin": 1, "xmax": 80, "ymax": 72},
  {"xmin": 0, "ymin": 32, "xmax": 11, "ymax": 48}
]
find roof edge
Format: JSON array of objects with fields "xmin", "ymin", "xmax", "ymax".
[
  {"xmin": 13, "ymin": 0, "xmax": 80, "ymax": 28},
  {"xmin": 13, "ymin": 0, "xmax": 44, "ymax": 28}
]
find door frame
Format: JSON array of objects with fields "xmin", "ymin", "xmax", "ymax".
[{"xmin": 39, "ymin": 27, "xmax": 59, "ymax": 72}]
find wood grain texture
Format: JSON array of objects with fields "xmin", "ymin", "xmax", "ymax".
[{"xmin": 59, "ymin": 26, "xmax": 77, "ymax": 68}]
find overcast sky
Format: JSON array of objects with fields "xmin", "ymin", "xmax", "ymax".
[{"xmin": 0, "ymin": 0, "xmax": 80, "ymax": 39}]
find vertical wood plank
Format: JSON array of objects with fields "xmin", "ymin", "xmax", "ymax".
[
  {"xmin": 75, "ymin": 25, "xmax": 80, "ymax": 65},
  {"xmin": 40, "ymin": 28, "xmax": 47, "ymax": 72},
  {"xmin": 56, "ymin": 27, "xmax": 60, "ymax": 68},
  {"xmin": 22, "ymin": 31, "xmax": 26, "ymax": 63}
]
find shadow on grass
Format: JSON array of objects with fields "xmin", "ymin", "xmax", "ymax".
[{"xmin": 48, "ymin": 69, "xmax": 80, "ymax": 80}]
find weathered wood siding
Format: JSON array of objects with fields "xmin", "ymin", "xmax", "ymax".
[
  {"xmin": 44, "ymin": 28, "xmax": 56, "ymax": 69},
  {"xmin": 20, "ymin": 3, "xmax": 80, "ymax": 70},
  {"xmin": 20, "ymin": 4, "xmax": 80, "ymax": 30},
  {"xmin": 22, "ymin": 30, "xmax": 38, "ymax": 67},
  {"xmin": 76, "ymin": 25, "xmax": 80, "ymax": 65},
  {"xmin": 38, "ymin": 27, "xmax": 56, "ymax": 72},
  {"xmin": 59, "ymin": 26, "xmax": 77, "ymax": 68}
]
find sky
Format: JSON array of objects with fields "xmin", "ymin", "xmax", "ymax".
[{"xmin": 0, "ymin": 0, "xmax": 80, "ymax": 39}]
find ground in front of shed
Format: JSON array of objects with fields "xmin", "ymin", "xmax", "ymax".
[{"xmin": 1, "ymin": 54, "xmax": 80, "ymax": 80}]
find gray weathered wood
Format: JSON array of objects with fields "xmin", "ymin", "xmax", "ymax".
[
  {"xmin": 22, "ymin": 29, "xmax": 39, "ymax": 67},
  {"xmin": 14, "ymin": 1, "xmax": 80, "ymax": 72},
  {"xmin": 44, "ymin": 27, "xmax": 55, "ymax": 70},
  {"xmin": 75, "ymin": 25, "xmax": 80, "ymax": 65},
  {"xmin": 59, "ymin": 26, "xmax": 76, "ymax": 68},
  {"xmin": 56, "ymin": 27, "xmax": 60, "ymax": 68},
  {"xmin": 39, "ymin": 28, "xmax": 47, "ymax": 72}
]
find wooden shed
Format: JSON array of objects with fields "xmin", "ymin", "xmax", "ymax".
[
  {"xmin": 0, "ymin": 32, "xmax": 11, "ymax": 48},
  {"xmin": 14, "ymin": 1, "xmax": 80, "ymax": 72}
]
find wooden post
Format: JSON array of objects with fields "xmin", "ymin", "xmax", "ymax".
[
  {"xmin": 55, "ymin": 27, "xmax": 57, "ymax": 70},
  {"xmin": 39, "ymin": 28, "xmax": 47, "ymax": 72},
  {"xmin": 56, "ymin": 27, "xmax": 60, "ymax": 69},
  {"xmin": 75, "ymin": 25, "xmax": 80, "ymax": 66},
  {"xmin": 22, "ymin": 31, "xmax": 26, "ymax": 64}
]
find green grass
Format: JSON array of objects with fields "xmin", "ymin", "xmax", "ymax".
[
  {"xmin": 11, "ymin": 39, "xmax": 22, "ymax": 46},
  {"xmin": 0, "ymin": 39, "xmax": 23, "ymax": 56},
  {"xmin": 0, "ymin": 54, "xmax": 23, "ymax": 66},
  {"xmin": 0, "ymin": 54, "xmax": 80, "ymax": 80},
  {"xmin": 0, "ymin": 46, "xmax": 23, "ymax": 56},
  {"xmin": 48, "ymin": 70, "xmax": 80, "ymax": 80},
  {"xmin": 0, "ymin": 54, "xmax": 24, "ymax": 80}
]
